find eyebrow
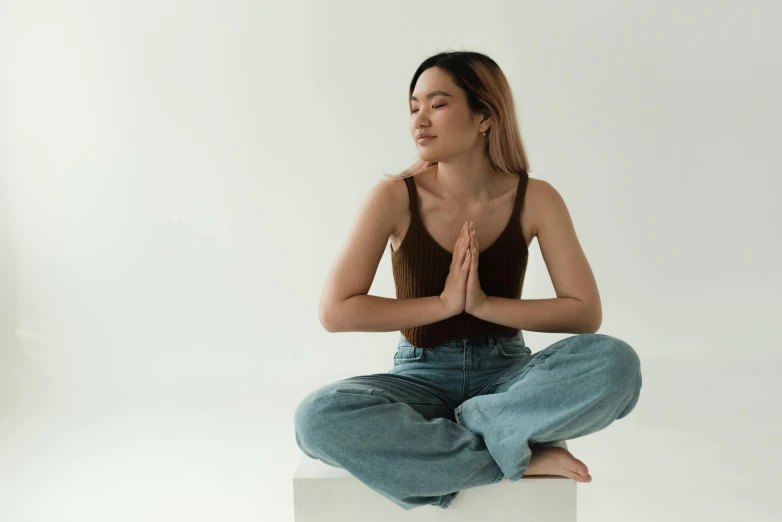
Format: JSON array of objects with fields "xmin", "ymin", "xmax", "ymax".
[{"xmin": 410, "ymin": 90, "xmax": 453, "ymax": 102}]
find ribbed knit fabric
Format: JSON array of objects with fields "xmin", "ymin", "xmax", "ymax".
[{"xmin": 390, "ymin": 172, "xmax": 530, "ymax": 348}]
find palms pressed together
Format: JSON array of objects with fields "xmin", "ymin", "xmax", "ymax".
[{"xmin": 464, "ymin": 222, "xmax": 488, "ymax": 315}]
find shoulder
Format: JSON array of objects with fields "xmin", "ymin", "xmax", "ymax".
[
  {"xmin": 525, "ymin": 176, "xmax": 567, "ymax": 238},
  {"xmin": 372, "ymin": 176, "xmax": 413, "ymax": 238},
  {"xmin": 526, "ymin": 176, "xmax": 558, "ymax": 201}
]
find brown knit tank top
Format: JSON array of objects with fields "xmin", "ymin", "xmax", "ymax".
[{"xmin": 390, "ymin": 172, "xmax": 530, "ymax": 348}]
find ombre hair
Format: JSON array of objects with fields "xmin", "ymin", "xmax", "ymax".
[{"xmin": 382, "ymin": 50, "xmax": 531, "ymax": 180}]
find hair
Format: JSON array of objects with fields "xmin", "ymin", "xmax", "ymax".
[{"xmin": 382, "ymin": 50, "xmax": 531, "ymax": 181}]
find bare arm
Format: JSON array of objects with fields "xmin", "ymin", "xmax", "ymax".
[
  {"xmin": 326, "ymin": 294, "xmax": 452, "ymax": 333},
  {"xmin": 319, "ymin": 179, "xmax": 453, "ymax": 333},
  {"xmin": 471, "ymin": 296, "xmax": 597, "ymax": 334},
  {"xmin": 471, "ymin": 180, "xmax": 601, "ymax": 334}
]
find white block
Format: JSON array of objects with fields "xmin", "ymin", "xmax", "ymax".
[{"xmin": 293, "ymin": 440, "xmax": 576, "ymax": 521}]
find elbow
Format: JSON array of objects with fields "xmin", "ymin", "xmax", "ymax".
[
  {"xmin": 588, "ymin": 318, "xmax": 602, "ymax": 334},
  {"xmin": 319, "ymin": 306, "xmax": 337, "ymax": 333},
  {"xmin": 587, "ymin": 306, "xmax": 602, "ymax": 333},
  {"xmin": 319, "ymin": 304, "xmax": 343, "ymax": 333},
  {"xmin": 580, "ymin": 300, "xmax": 602, "ymax": 334}
]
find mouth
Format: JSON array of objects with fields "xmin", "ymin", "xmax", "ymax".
[{"xmin": 417, "ymin": 136, "xmax": 436, "ymax": 144}]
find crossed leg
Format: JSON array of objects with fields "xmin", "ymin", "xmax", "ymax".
[
  {"xmin": 454, "ymin": 333, "xmax": 643, "ymax": 482},
  {"xmin": 294, "ymin": 372, "xmax": 504, "ymax": 510}
]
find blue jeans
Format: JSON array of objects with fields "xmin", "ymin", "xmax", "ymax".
[{"xmin": 294, "ymin": 332, "xmax": 642, "ymax": 511}]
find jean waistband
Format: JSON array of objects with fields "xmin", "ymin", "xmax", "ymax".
[{"xmin": 401, "ymin": 332, "xmax": 525, "ymax": 352}]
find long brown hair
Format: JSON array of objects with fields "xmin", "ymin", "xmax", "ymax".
[{"xmin": 382, "ymin": 50, "xmax": 531, "ymax": 180}]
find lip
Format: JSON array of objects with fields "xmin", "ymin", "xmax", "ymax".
[{"xmin": 417, "ymin": 136, "xmax": 436, "ymax": 144}]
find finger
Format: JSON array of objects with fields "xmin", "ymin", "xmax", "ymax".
[
  {"xmin": 462, "ymin": 228, "xmax": 471, "ymax": 268},
  {"xmin": 453, "ymin": 223, "xmax": 467, "ymax": 263},
  {"xmin": 457, "ymin": 222, "xmax": 468, "ymax": 246},
  {"xmin": 458, "ymin": 223, "xmax": 470, "ymax": 262}
]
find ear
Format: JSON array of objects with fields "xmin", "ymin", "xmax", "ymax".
[{"xmin": 480, "ymin": 110, "xmax": 492, "ymax": 133}]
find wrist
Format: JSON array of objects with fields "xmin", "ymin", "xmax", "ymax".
[
  {"xmin": 470, "ymin": 294, "xmax": 490, "ymax": 318},
  {"xmin": 438, "ymin": 293, "xmax": 456, "ymax": 320}
]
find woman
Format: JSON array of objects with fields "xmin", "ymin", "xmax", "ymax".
[{"xmin": 294, "ymin": 50, "xmax": 642, "ymax": 511}]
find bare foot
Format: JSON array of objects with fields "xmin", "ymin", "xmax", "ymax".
[{"xmin": 522, "ymin": 446, "xmax": 592, "ymax": 482}]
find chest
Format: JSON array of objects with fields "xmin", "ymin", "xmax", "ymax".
[{"xmin": 390, "ymin": 180, "xmax": 537, "ymax": 255}]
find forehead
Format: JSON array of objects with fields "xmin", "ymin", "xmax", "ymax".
[{"xmin": 411, "ymin": 67, "xmax": 458, "ymax": 102}]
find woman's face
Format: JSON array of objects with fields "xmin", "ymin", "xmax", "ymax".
[{"xmin": 409, "ymin": 67, "xmax": 488, "ymax": 163}]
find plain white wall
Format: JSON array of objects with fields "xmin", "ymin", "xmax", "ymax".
[{"xmin": 1, "ymin": 1, "xmax": 780, "ymax": 521}]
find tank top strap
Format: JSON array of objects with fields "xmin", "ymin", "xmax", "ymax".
[
  {"xmin": 403, "ymin": 176, "xmax": 420, "ymax": 219},
  {"xmin": 512, "ymin": 171, "xmax": 528, "ymax": 217}
]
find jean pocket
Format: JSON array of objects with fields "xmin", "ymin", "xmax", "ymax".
[
  {"xmin": 495, "ymin": 339, "xmax": 532, "ymax": 358},
  {"xmin": 394, "ymin": 343, "xmax": 425, "ymax": 364}
]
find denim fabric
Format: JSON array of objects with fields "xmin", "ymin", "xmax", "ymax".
[{"xmin": 294, "ymin": 332, "xmax": 642, "ymax": 511}]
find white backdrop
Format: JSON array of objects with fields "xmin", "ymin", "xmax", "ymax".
[{"xmin": 1, "ymin": 1, "xmax": 780, "ymax": 521}]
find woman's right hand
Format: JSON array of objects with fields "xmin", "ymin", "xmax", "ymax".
[{"xmin": 439, "ymin": 221, "xmax": 472, "ymax": 318}]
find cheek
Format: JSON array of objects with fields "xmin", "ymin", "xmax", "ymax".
[{"xmin": 442, "ymin": 115, "xmax": 470, "ymax": 136}]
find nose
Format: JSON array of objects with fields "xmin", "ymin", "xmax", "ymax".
[
  {"xmin": 413, "ymin": 111, "xmax": 429, "ymax": 128},
  {"xmin": 415, "ymin": 119, "xmax": 430, "ymax": 133}
]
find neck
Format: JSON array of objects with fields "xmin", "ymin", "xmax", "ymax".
[{"xmin": 432, "ymin": 154, "xmax": 505, "ymax": 205}]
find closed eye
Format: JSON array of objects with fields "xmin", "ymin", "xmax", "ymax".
[{"xmin": 411, "ymin": 104, "xmax": 446, "ymax": 114}]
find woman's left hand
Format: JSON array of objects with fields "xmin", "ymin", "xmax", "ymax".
[{"xmin": 464, "ymin": 222, "xmax": 488, "ymax": 315}]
